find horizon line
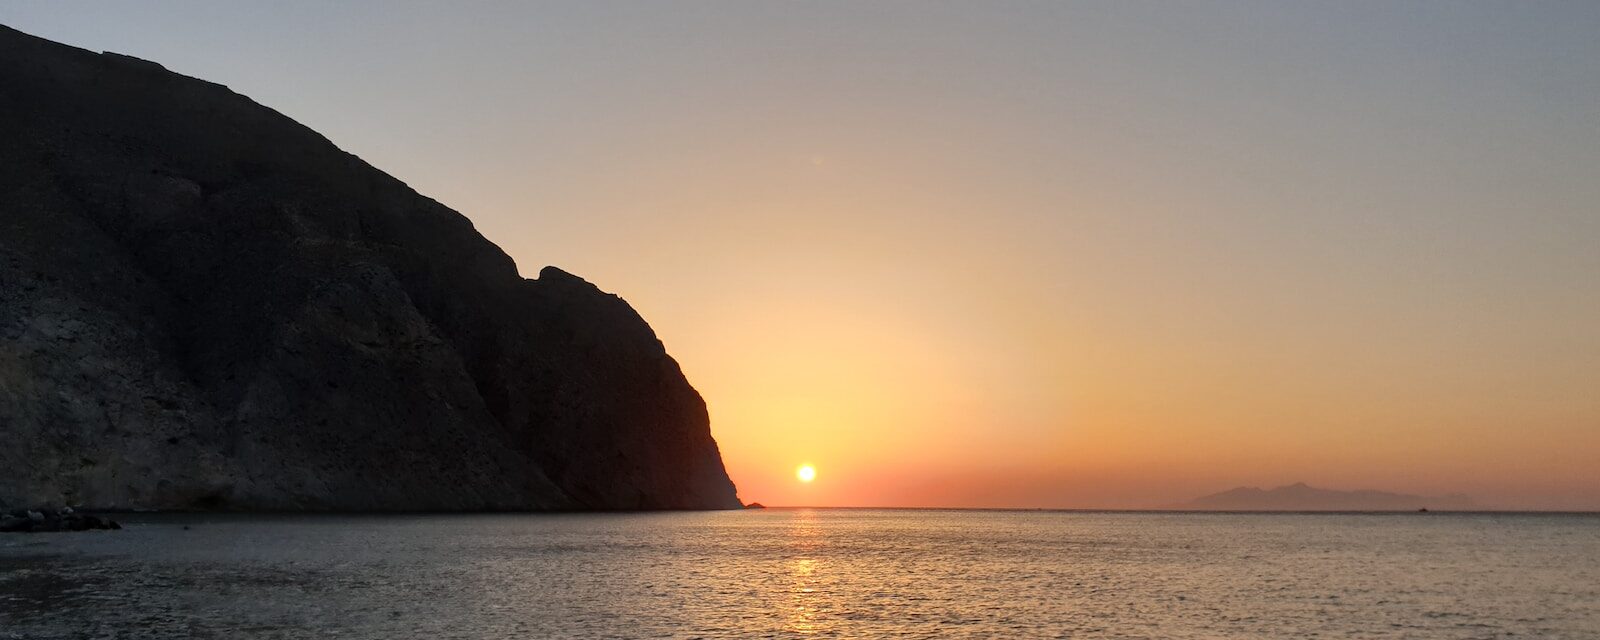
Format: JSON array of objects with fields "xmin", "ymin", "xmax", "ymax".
[{"xmin": 746, "ymin": 506, "xmax": 1600, "ymax": 515}]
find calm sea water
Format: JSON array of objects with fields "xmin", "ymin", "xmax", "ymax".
[{"xmin": 2, "ymin": 509, "xmax": 1596, "ymax": 638}]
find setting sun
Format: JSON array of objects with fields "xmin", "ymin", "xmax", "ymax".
[{"xmin": 1, "ymin": 5, "xmax": 1595, "ymax": 639}]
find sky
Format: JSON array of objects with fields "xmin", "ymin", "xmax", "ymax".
[{"xmin": 4, "ymin": 2, "xmax": 1596, "ymax": 509}]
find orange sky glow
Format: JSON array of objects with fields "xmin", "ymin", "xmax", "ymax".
[{"xmin": 9, "ymin": 3, "xmax": 1597, "ymax": 509}]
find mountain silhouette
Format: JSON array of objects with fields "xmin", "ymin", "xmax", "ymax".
[{"xmin": 0, "ymin": 24, "xmax": 739, "ymax": 511}]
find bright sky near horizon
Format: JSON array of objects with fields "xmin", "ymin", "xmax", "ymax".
[{"xmin": 6, "ymin": 2, "xmax": 1596, "ymax": 509}]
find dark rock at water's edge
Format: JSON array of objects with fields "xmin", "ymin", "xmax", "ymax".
[
  {"xmin": 744, "ymin": 502, "xmax": 766, "ymax": 509},
  {"xmin": 0, "ymin": 508, "xmax": 120, "ymax": 533},
  {"xmin": 0, "ymin": 25, "xmax": 741, "ymax": 511}
]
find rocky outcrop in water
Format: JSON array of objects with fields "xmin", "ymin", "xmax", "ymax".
[
  {"xmin": 0, "ymin": 508, "xmax": 120, "ymax": 533},
  {"xmin": 0, "ymin": 25, "xmax": 741, "ymax": 511}
]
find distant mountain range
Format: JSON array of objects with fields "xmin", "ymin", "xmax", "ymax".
[{"xmin": 1176, "ymin": 482, "xmax": 1477, "ymax": 511}]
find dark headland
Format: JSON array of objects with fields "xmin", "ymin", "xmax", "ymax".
[{"xmin": 0, "ymin": 25, "xmax": 741, "ymax": 512}]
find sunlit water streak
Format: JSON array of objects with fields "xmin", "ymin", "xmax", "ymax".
[{"xmin": 2, "ymin": 509, "xmax": 1596, "ymax": 638}]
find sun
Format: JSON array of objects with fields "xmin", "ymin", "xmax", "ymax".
[{"xmin": 796, "ymin": 464, "xmax": 817, "ymax": 483}]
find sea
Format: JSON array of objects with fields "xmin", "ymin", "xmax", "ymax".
[{"xmin": 2, "ymin": 509, "xmax": 1596, "ymax": 638}]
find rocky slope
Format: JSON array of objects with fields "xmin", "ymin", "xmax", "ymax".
[{"xmin": 0, "ymin": 25, "xmax": 741, "ymax": 511}]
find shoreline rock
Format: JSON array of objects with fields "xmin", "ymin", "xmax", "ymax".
[{"xmin": 0, "ymin": 508, "xmax": 120, "ymax": 533}]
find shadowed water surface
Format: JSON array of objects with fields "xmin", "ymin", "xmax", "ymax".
[{"xmin": 1, "ymin": 510, "xmax": 1596, "ymax": 638}]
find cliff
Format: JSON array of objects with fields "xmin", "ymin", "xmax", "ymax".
[{"xmin": 0, "ymin": 25, "xmax": 741, "ymax": 511}]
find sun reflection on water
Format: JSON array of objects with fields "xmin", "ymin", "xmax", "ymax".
[
  {"xmin": 785, "ymin": 509, "xmax": 828, "ymax": 634},
  {"xmin": 786, "ymin": 558, "xmax": 820, "ymax": 634}
]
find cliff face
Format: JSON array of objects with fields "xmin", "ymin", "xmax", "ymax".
[{"xmin": 0, "ymin": 25, "xmax": 741, "ymax": 511}]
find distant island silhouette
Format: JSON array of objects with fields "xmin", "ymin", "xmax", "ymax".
[{"xmin": 1176, "ymin": 482, "xmax": 1477, "ymax": 511}]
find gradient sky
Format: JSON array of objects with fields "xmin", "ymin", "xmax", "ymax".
[{"xmin": 6, "ymin": 2, "xmax": 1596, "ymax": 509}]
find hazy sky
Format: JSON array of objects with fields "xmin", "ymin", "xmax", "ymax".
[{"xmin": 6, "ymin": 2, "xmax": 1596, "ymax": 509}]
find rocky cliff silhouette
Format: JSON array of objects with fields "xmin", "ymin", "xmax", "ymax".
[{"xmin": 0, "ymin": 25, "xmax": 741, "ymax": 511}]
